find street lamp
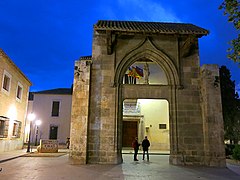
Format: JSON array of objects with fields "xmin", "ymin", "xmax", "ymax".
[
  {"xmin": 35, "ymin": 120, "xmax": 42, "ymax": 146},
  {"xmin": 27, "ymin": 113, "xmax": 35, "ymax": 152}
]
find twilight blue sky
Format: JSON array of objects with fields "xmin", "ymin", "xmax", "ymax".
[{"xmin": 0, "ymin": 0, "xmax": 239, "ymax": 92}]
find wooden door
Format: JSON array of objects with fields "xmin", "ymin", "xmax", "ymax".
[{"xmin": 122, "ymin": 121, "xmax": 138, "ymax": 147}]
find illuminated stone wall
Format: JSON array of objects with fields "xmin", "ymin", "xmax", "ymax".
[
  {"xmin": 69, "ymin": 59, "xmax": 91, "ymax": 164},
  {"xmin": 70, "ymin": 26, "xmax": 225, "ymax": 167},
  {"xmin": 200, "ymin": 64, "xmax": 226, "ymax": 167}
]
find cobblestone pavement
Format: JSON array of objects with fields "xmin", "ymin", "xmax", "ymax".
[{"xmin": 0, "ymin": 153, "xmax": 240, "ymax": 180}]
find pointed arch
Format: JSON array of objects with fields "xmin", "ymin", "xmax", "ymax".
[{"xmin": 114, "ymin": 38, "xmax": 180, "ymax": 86}]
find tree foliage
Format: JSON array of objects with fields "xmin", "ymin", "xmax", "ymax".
[
  {"xmin": 233, "ymin": 145, "xmax": 240, "ymax": 160},
  {"xmin": 219, "ymin": 0, "xmax": 240, "ymax": 64},
  {"xmin": 220, "ymin": 65, "xmax": 240, "ymax": 144}
]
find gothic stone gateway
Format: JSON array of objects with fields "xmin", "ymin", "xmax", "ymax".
[{"xmin": 70, "ymin": 20, "xmax": 226, "ymax": 167}]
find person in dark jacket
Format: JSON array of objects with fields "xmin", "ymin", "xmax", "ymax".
[
  {"xmin": 142, "ymin": 136, "xmax": 150, "ymax": 161},
  {"xmin": 66, "ymin": 137, "xmax": 70, "ymax": 149},
  {"xmin": 132, "ymin": 137, "xmax": 141, "ymax": 161}
]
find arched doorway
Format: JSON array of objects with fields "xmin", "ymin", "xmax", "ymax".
[
  {"xmin": 122, "ymin": 99, "xmax": 170, "ymax": 154},
  {"xmin": 115, "ymin": 45, "xmax": 179, "ymax": 163}
]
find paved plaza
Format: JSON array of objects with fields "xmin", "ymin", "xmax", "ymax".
[{"xmin": 0, "ymin": 149, "xmax": 240, "ymax": 180}]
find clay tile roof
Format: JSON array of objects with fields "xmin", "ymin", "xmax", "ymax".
[{"xmin": 94, "ymin": 20, "xmax": 209, "ymax": 36}]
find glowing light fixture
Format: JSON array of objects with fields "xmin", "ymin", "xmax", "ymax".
[
  {"xmin": 28, "ymin": 113, "xmax": 36, "ymax": 121},
  {"xmin": 27, "ymin": 113, "xmax": 35, "ymax": 152}
]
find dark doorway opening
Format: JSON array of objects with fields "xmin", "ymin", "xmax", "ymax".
[{"xmin": 49, "ymin": 126, "xmax": 58, "ymax": 139}]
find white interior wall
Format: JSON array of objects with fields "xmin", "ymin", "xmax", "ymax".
[{"xmin": 138, "ymin": 99, "xmax": 170, "ymax": 150}]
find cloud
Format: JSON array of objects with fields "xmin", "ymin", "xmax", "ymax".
[{"xmin": 117, "ymin": 0, "xmax": 181, "ymax": 22}]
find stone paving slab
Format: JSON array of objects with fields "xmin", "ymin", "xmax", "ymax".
[
  {"xmin": 0, "ymin": 149, "xmax": 240, "ymax": 179},
  {"xmin": 22, "ymin": 152, "xmax": 68, "ymax": 157},
  {"xmin": 0, "ymin": 148, "xmax": 68, "ymax": 163},
  {"xmin": 0, "ymin": 154, "xmax": 240, "ymax": 180},
  {"xmin": 226, "ymin": 159, "xmax": 240, "ymax": 166}
]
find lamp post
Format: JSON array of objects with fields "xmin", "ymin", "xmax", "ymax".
[
  {"xmin": 35, "ymin": 120, "xmax": 41, "ymax": 146},
  {"xmin": 27, "ymin": 113, "xmax": 35, "ymax": 153}
]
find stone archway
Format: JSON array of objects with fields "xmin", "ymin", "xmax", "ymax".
[
  {"xmin": 113, "ymin": 37, "xmax": 181, "ymax": 163},
  {"xmin": 70, "ymin": 20, "xmax": 225, "ymax": 167}
]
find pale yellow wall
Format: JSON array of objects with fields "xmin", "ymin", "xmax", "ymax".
[
  {"xmin": 24, "ymin": 100, "xmax": 33, "ymax": 143},
  {"xmin": 138, "ymin": 99, "xmax": 169, "ymax": 150},
  {"xmin": 0, "ymin": 49, "xmax": 31, "ymax": 152}
]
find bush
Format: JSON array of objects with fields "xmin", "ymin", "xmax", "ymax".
[
  {"xmin": 232, "ymin": 145, "xmax": 240, "ymax": 160},
  {"xmin": 225, "ymin": 144, "xmax": 235, "ymax": 157}
]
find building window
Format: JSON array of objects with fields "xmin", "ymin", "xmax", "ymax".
[
  {"xmin": 159, "ymin": 124, "xmax": 167, "ymax": 129},
  {"xmin": 16, "ymin": 82, "xmax": 23, "ymax": 100},
  {"xmin": 0, "ymin": 120, "xmax": 5, "ymax": 137},
  {"xmin": 12, "ymin": 123, "xmax": 17, "ymax": 136},
  {"xmin": 51, "ymin": 101, "xmax": 60, "ymax": 117},
  {"xmin": 0, "ymin": 116, "xmax": 10, "ymax": 138},
  {"xmin": 2, "ymin": 70, "xmax": 12, "ymax": 93},
  {"xmin": 12, "ymin": 121, "xmax": 21, "ymax": 138},
  {"xmin": 3, "ymin": 75, "xmax": 10, "ymax": 90}
]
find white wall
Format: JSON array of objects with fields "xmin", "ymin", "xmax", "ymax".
[{"xmin": 30, "ymin": 94, "xmax": 72, "ymax": 144}]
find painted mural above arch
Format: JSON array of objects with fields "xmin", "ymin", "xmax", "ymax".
[{"xmin": 123, "ymin": 59, "xmax": 168, "ymax": 85}]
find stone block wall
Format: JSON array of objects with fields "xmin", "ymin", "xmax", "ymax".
[
  {"xmin": 70, "ymin": 29, "xmax": 225, "ymax": 167},
  {"xmin": 69, "ymin": 60, "xmax": 91, "ymax": 164},
  {"xmin": 170, "ymin": 38, "xmax": 205, "ymax": 165},
  {"xmin": 200, "ymin": 64, "xmax": 225, "ymax": 167},
  {"xmin": 88, "ymin": 31, "xmax": 119, "ymax": 164}
]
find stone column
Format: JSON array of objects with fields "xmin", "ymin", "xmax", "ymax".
[
  {"xmin": 200, "ymin": 64, "xmax": 226, "ymax": 167},
  {"xmin": 69, "ymin": 59, "xmax": 91, "ymax": 164},
  {"xmin": 143, "ymin": 63, "xmax": 149, "ymax": 84}
]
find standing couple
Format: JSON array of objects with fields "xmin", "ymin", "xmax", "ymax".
[{"xmin": 132, "ymin": 136, "xmax": 150, "ymax": 161}]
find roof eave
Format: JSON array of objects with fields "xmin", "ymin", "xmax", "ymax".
[{"xmin": 94, "ymin": 28, "xmax": 209, "ymax": 37}]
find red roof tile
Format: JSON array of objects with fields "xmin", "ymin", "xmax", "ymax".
[{"xmin": 94, "ymin": 20, "xmax": 209, "ymax": 36}]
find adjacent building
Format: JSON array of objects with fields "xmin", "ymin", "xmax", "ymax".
[
  {"xmin": 0, "ymin": 48, "xmax": 31, "ymax": 152},
  {"xmin": 26, "ymin": 88, "xmax": 72, "ymax": 145}
]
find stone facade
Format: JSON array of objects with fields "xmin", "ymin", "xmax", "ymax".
[
  {"xmin": 200, "ymin": 65, "xmax": 225, "ymax": 167},
  {"xmin": 70, "ymin": 59, "xmax": 92, "ymax": 164},
  {"xmin": 70, "ymin": 21, "xmax": 225, "ymax": 167}
]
